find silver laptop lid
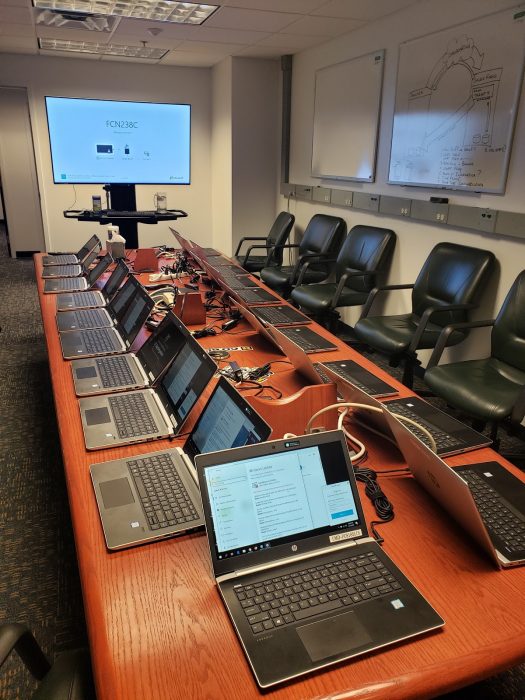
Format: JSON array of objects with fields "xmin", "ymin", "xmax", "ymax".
[{"xmin": 196, "ymin": 430, "xmax": 368, "ymax": 579}]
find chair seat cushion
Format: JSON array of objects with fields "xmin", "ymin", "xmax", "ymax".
[
  {"xmin": 354, "ymin": 313, "xmax": 466, "ymax": 355},
  {"xmin": 425, "ymin": 358, "xmax": 525, "ymax": 422},
  {"xmin": 261, "ymin": 265, "xmax": 330, "ymax": 293},
  {"xmin": 291, "ymin": 284, "xmax": 369, "ymax": 312},
  {"xmin": 34, "ymin": 649, "xmax": 95, "ymax": 700},
  {"xmin": 234, "ymin": 255, "xmax": 267, "ymax": 272}
]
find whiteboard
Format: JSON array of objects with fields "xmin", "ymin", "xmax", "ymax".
[
  {"xmin": 388, "ymin": 8, "xmax": 525, "ymax": 193},
  {"xmin": 312, "ymin": 50, "xmax": 384, "ymax": 182}
]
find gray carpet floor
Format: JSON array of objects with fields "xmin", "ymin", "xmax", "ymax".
[{"xmin": 0, "ymin": 225, "xmax": 523, "ymax": 698}]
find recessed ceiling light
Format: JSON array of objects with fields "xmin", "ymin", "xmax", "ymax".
[
  {"xmin": 32, "ymin": 0, "xmax": 218, "ymax": 24},
  {"xmin": 38, "ymin": 37, "xmax": 169, "ymax": 58}
]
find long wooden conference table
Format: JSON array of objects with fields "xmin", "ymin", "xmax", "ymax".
[{"xmin": 34, "ymin": 247, "xmax": 525, "ymax": 700}]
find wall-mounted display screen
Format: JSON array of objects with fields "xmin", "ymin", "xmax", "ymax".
[{"xmin": 45, "ymin": 96, "xmax": 191, "ymax": 185}]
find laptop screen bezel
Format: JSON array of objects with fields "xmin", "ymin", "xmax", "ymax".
[
  {"xmin": 77, "ymin": 234, "xmax": 100, "ymax": 260},
  {"xmin": 136, "ymin": 310, "xmax": 190, "ymax": 380},
  {"xmin": 102, "ymin": 260, "xmax": 129, "ymax": 301},
  {"xmin": 114, "ymin": 280, "xmax": 155, "ymax": 345},
  {"xmin": 196, "ymin": 430, "xmax": 368, "ymax": 578},
  {"xmin": 183, "ymin": 376, "xmax": 272, "ymax": 464}
]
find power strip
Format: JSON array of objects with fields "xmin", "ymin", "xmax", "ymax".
[{"xmin": 207, "ymin": 345, "xmax": 253, "ymax": 352}]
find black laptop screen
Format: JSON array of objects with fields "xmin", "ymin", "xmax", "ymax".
[
  {"xmin": 86, "ymin": 253, "xmax": 112, "ymax": 285},
  {"xmin": 204, "ymin": 441, "xmax": 360, "ymax": 560},
  {"xmin": 77, "ymin": 234, "xmax": 99, "ymax": 260},
  {"xmin": 184, "ymin": 378, "xmax": 271, "ymax": 462},
  {"xmin": 102, "ymin": 261, "xmax": 128, "ymax": 299},
  {"xmin": 136, "ymin": 312, "xmax": 188, "ymax": 380}
]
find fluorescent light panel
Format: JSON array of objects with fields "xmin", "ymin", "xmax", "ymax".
[
  {"xmin": 32, "ymin": 0, "xmax": 218, "ymax": 24},
  {"xmin": 38, "ymin": 37, "xmax": 169, "ymax": 58}
]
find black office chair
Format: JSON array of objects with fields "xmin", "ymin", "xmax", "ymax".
[
  {"xmin": 424, "ymin": 270, "xmax": 525, "ymax": 449},
  {"xmin": 353, "ymin": 242, "xmax": 496, "ymax": 388},
  {"xmin": 0, "ymin": 623, "xmax": 95, "ymax": 700},
  {"xmin": 290, "ymin": 225, "xmax": 396, "ymax": 331},
  {"xmin": 260, "ymin": 214, "xmax": 347, "ymax": 298},
  {"xmin": 234, "ymin": 211, "xmax": 295, "ymax": 274}
]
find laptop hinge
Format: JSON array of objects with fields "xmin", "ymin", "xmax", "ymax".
[
  {"xmin": 134, "ymin": 357, "xmax": 150, "ymax": 384},
  {"xmin": 151, "ymin": 390, "xmax": 176, "ymax": 434},
  {"xmin": 217, "ymin": 537, "xmax": 376, "ymax": 584}
]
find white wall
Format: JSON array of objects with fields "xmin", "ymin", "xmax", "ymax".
[
  {"xmin": 211, "ymin": 57, "xmax": 233, "ymax": 254},
  {"xmin": 0, "ymin": 54, "xmax": 212, "ymax": 252},
  {"xmin": 285, "ymin": 0, "xmax": 525, "ymax": 363}
]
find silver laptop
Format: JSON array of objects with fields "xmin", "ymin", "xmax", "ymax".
[
  {"xmin": 321, "ymin": 365, "xmax": 491, "ymax": 457},
  {"xmin": 42, "ymin": 245, "xmax": 100, "ymax": 279},
  {"xmin": 78, "ymin": 337, "xmax": 217, "ymax": 450},
  {"xmin": 42, "ymin": 234, "xmax": 101, "ymax": 266},
  {"xmin": 57, "ymin": 268, "xmax": 139, "ymax": 332},
  {"xmin": 71, "ymin": 311, "xmax": 189, "ymax": 396},
  {"xmin": 383, "ymin": 411, "xmax": 525, "ymax": 569},
  {"xmin": 90, "ymin": 377, "xmax": 272, "ymax": 549},
  {"xmin": 55, "ymin": 259, "xmax": 128, "ymax": 309},
  {"xmin": 59, "ymin": 277, "xmax": 154, "ymax": 360},
  {"xmin": 43, "ymin": 248, "xmax": 110, "ymax": 293},
  {"xmin": 195, "ymin": 430, "xmax": 444, "ymax": 688}
]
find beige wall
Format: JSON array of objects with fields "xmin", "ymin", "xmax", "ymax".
[{"xmin": 284, "ymin": 0, "xmax": 525, "ymax": 363}]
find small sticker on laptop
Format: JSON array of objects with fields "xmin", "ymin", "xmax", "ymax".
[
  {"xmin": 330, "ymin": 529, "xmax": 362, "ymax": 543},
  {"xmin": 391, "ymin": 599, "xmax": 404, "ymax": 610},
  {"xmin": 483, "ymin": 471, "xmax": 494, "ymax": 478},
  {"xmin": 130, "ymin": 521, "xmax": 140, "ymax": 528},
  {"xmin": 104, "ymin": 433, "xmax": 113, "ymax": 437}
]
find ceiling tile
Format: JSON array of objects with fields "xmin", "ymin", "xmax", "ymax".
[
  {"xmin": 0, "ymin": 5, "xmax": 32, "ymax": 23},
  {"xmin": 219, "ymin": 0, "xmax": 328, "ymax": 13},
  {"xmin": 205, "ymin": 7, "xmax": 297, "ymax": 32},
  {"xmin": 0, "ymin": 22, "xmax": 35, "ymax": 36},
  {"xmin": 283, "ymin": 15, "xmax": 364, "ymax": 37},
  {"xmin": 111, "ymin": 18, "xmax": 203, "ymax": 39},
  {"xmin": 0, "ymin": 0, "xmax": 30, "ymax": 7},
  {"xmin": 184, "ymin": 25, "xmax": 269, "ymax": 44},
  {"xmin": 36, "ymin": 25, "xmax": 112, "ymax": 42},
  {"xmin": 175, "ymin": 40, "xmax": 243, "ymax": 54},
  {"xmin": 234, "ymin": 44, "xmax": 282, "ymax": 58},
  {"xmin": 0, "ymin": 35, "xmax": 38, "ymax": 51},
  {"xmin": 101, "ymin": 54, "xmax": 160, "ymax": 63},
  {"xmin": 311, "ymin": 0, "xmax": 417, "ymax": 21},
  {"xmin": 255, "ymin": 32, "xmax": 324, "ymax": 50}
]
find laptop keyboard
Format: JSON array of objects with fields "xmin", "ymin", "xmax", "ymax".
[
  {"xmin": 96, "ymin": 356, "xmax": 137, "ymax": 388},
  {"xmin": 127, "ymin": 453, "xmax": 200, "ymax": 530},
  {"xmin": 234, "ymin": 289, "xmax": 278, "ymax": 304},
  {"xmin": 81, "ymin": 328, "xmax": 121, "ymax": 354},
  {"xmin": 386, "ymin": 402, "xmax": 462, "ymax": 453},
  {"xmin": 69, "ymin": 308, "xmax": 109, "ymax": 329},
  {"xmin": 48, "ymin": 278, "xmax": 85, "ymax": 291},
  {"xmin": 314, "ymin": 362, "xmax": 370, "ymax": 394},
  {"xmin": 459, "ymin": 470, "xmax": 525, "ymax": 554},
  {"xmin": 108, "ymin": 393, "xmax": 159, "ymax": 438},
  {"xmin": 234, "ymin": 551, "xmax": 403, "ymax": 635},
  {"xmin": 44, "ymin": 254, "xmax": 76, "ymax": 264},
  {"xmin": 44, "ymin": 265, "xmax": 80, "ymax": 277},
  {"xmin": 279, "ymin": 327, "xmax": 334, "ymax": 353},
  {"xmin": 253, "ymin": 306, "xmax": 308, "ymax": 326},
  {"xmin": 58, "ymin": 291, "xmax": 102, "ymax": 308}
]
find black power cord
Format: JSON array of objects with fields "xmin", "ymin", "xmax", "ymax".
[{"xmin": 353, "ymin": 465, "xmax": 394, "ymax": 544}]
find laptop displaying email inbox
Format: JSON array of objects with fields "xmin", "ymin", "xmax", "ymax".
[
  {"xmin": 196, "ymin": 430, "xmax": 444, "ymax": 688},
  {"xmin": 382, "ymin": 410, "xmax": 525, "ymax": 569}
]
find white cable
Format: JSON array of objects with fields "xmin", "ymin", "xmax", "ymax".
[{"xmin": 388, "ymin": 412, "xmax": 437, "ymax": 453}]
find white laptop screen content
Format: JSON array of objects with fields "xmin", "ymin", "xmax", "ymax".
[{"xmin": 205, "ymin": 445, "xmax": 359, "ymax": 559}]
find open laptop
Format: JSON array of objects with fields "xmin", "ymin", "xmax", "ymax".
[
  {"xmin": 59, "ymin": 277, "xmax": 154, "ymax": 360},
  {"xmin": 78, "ymin": 335, "xmax": 217, "ymax": 449},
  {"xmin": 228, "ymin": 286, "xmax": 281, "ymax": 305},
  {"xmin": 270, "ymin": 325, "xmax": 398, "ymax": 398},
  {"xmin": 90, "ymin": 376, "xmax": 272, "ymax": 549},
  {"xmin": 251, "ymin": 304, "xmax": 312, "ymax": 327},
  {"xmin": 42, "ymin": 245, "xmax": 100, "ymax": 279},
  {"xmin": 195, "ymin": 430, "xmax": 444, "ymax": 688},
  {"xmin": 70, "ymin": 310, "xmax": 188, "ymax": 396},
  {"xmin": 55, "ymin": 259, "xmax": 129, "ymax": 310},
  {"xmin": 57, "ymin": 268, "xmax": 139, "ymax": 332},
  {"xmin": 322, "ymin": 365, "xmax": 491, "ymax": 457},
  {"xmin": 42, "ymin": 234, "xmax": 101, "ymax": 266},
  {"xmin": 383, "ymin": 411, "xmax": 525, "ymax": 569},
  {"xmin": 43, "ymin": 249, "xmax": 109, "ymax": 293}
]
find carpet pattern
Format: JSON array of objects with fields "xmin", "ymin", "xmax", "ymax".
[{"xmin": 0, "ymin": 226, "xmax": 523, "ymax": 698}]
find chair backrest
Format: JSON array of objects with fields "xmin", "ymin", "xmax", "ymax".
[
  {"xmin": 298, "ymin": 214, "xmax": 347, "ymax": 258},
  {"xmin": 412, "ymin": 242, "xmax": 495, "ymax": 327},
  {"xmin": 336, "ymin": 225, "xmax": 396, "ymax": 292},
  {"xmin": 267, "ymin": 211, "xmax": 295, "ymax": 266},
  {"xmin": 492, "ymin": 270, "xmax": 525, "ymax": 372}
]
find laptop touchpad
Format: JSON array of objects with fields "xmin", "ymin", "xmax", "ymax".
[
  {"xmin": 297, "ymin": 611, "xmax": 372, "ymax": 662},
  {"xmin": 76, "ymin": 366, "xmax": 98, "ymax": 379},
  {"xmin": 85, "ymin": 407, "xmax": 111, "ymax": 425},
  {"xmin": 100, "ymin": 478, "xmax": 135, "ymax": 508}
]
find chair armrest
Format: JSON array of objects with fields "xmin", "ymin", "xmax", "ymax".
[
  {"xmin": 359, "ymin": 283, "xmax": 415, "ymax": 319},
  {"xmin": 241, "ymin": 243, "xmax": 272, "ymax": 267},
  {"xmin": 425, "ymin": 318, "xmax": 495, "ymax": 370},
  {"xmin": 234, "ymin": 236, "xmax": 266, "ymax": 257},
  {"xmin": 291, "ymin": 251, "xmax": 332, "ymax": 286},
  {"xmin": 330, "ymin": 270, "xmax": 376, "ymax": 309},
  {"xmin": 408, "ymin": 302, "xmax": 477, "ymax": 353},
  {"xmin": 0, "ymin": 623, "xmax": 51, "ymax": 679},
  {"xmin": 295, "ymin": 257, "xmax": 338, "ymax": 287}
]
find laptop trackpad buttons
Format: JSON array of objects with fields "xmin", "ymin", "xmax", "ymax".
[
  {"xmin": 100, "ymin": 478, "xmax": 135, "ymax": 508},
  {"xmin": 85, "ymin": 407, "xmax": 111, "ymax": 425},
  {"xmin": 297, "ymin": 611, "xmax": 372, "ymax": 662}
]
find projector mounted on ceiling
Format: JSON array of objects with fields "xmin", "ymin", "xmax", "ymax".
[{"xmin": 35, "ymin": 8, "xmax": 118, "ymax": 31}]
